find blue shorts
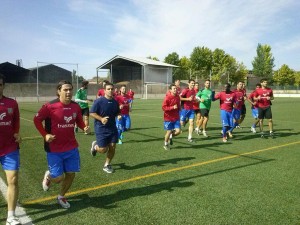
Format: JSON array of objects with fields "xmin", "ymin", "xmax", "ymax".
[
  {"xmin": 180, "ymin": 109, "xmax": 195, "ymax": 121},
  {"xmin": 164, "ymin": 120, "xmax": 180, "ymax": 130},
  {"xmin": 46, "ymin": 148, "xmax": 80, "ymax": 178},
  {"xmin": 252, "ymin": 108, "xmax": 258, "ymax": 119},
  {"xmin": 116, "ymin": 115, "xmax": 131, "ymax": 131},
  {"xmin": 231, "ymin": 109, "xmax": 241, "ymax": 121},
  {"xmin": 220, "ymin": 110, "xmax": 234, "ymax": 127},
  {"xmin": 95, "ymin": 128, "xmax": 118, "ymax": 147},
  {"xmin": 0, "ymin": 149, "xmax": 20, "ymax": 171}
]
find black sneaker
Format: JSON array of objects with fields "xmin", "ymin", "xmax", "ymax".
[
  {"xmin": 260, "ymin": 133, "xmax": 265, "ymax": 138},
  {"xmin": 169, "ymin": 138, "xmax": 173, "ymax": 145},
  {"xmin": 90, "ymin": 141, "xmax": 97, "ymax": 156}
]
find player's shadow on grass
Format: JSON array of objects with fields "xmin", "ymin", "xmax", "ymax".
[
  {"xmin": 22, "ymin": 157, "xmax": 274, "ymax": 223},
  {"xmin": 129, "ymin": 126, "xmax": 159, "ymax": 131},
  {"xmin": 114, "ymin": 157, "xmax": 196, "ymax": 171}
]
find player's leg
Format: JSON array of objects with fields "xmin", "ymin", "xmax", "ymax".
[{"xmin": 188, "ymin": 110, "xmax": 195, "ymax": 142}]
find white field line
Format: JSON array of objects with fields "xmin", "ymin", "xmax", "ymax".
[{"xmin": 0, "ymin": 177, "xmax": 34, "ymax": 224}]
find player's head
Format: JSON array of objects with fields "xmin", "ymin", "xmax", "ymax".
[
  {"xmin": 237, "ymin": 81, "xmax": 243, "ymax": 90},
  {"xmin": 56, "ymin": 80, "xmax": 73, "ymax": 102},
  {"xmin": 120, "ymin": 85, "xmax": 126, "ymax": 94},
  {"xmin": 188, "ymin": 79, "xmax": 195, "ymax": 89},
  {"xmin": 204, "ymin": 79, "xmax": 210, "ymax": 88},
  {"xmin": 0, "ymin": 73, "xmax": 5, "ymax": 97},
  {"xmin": 255, "ymin": 83, "xmax": 262, "ymax": 89},
  {"xmin": 102, "ymin": 79, "xmax": 109, "ymax": 87},
  {"xmin": 260, "ymin": 78, "xmax": 268, "ymax": 87},
  {"xmin": 194, "ymin": 82, "xmax": 199, "ymax": 89},
  {"xmin": 169, "ymin": 84, "xmax": 177, "ymax": 96},
  {"xmin": 175, "ymin": 79, "xmax": 180, "ymax": 87},
  {"xmin": 104, "ymin": 82, "xmax": 114, "ymax": 98},
  {"xmin": 224, "ymin": 83, "xmax": 231, "ymax": 93},
  {"xmin": 81, "ymin": 80, "xmax": 89, "ymax": 89}
]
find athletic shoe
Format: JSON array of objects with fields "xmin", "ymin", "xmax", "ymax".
[
  {"xmin": 42, "ymin": 170, "xmax": 51, "ymax": 191},
  {"xmin": 120, "ymin": 134, "xmax": 124, "ymax": 140},
  {"xmin": 117, "ymin": 139, "xmax": 123, "ymax": 144},
  {"xmin": 235, "ymin": 125, "xmax": 242, "ymax": 129},
  {"xmin": 187, "ymin": 138, "xmax": 195, "ymax": 143},
  {"xmin": 90, "ymin": 141, "xmax": 97, "ymax": 156},
  {"xmin": 222, "ymin": 137, "xmax": 227, "ymax": 143},
  {"xmin": 194, "ymin": 128, "xmax": 201, "ymax": 135},
  {"xmin": 84, "ymin": 131, "xmax": 91, "ymax": 135},
  {"xmin": 6, "ymin": 216, "xmax": 21, "ymax": 225},
  {"xmin": 169, "ymin": 138, "xmax": 173, "ymax": 145},
  {"xmin": 270, "ymin": 132, "xmax": 274, "ymax": 138},
  {"xmin": 221, "ymin": 130, "xmax": 224, "ymax": 135},
  {"xmin": 163, "ymin": 145, "xmax": 170, "ymax": 151},
  {"xmin": 103, "ymin": 165, "xmax": 114, "ymax": 173},
  {"xmin": 57, "ymin": 196, "xmax": 70, "ymax": 209},
  {"xmin": 250, "ymin": 127, "xmax": 256, "ymax": 133},
  {"xmin": 260, "ymin": 132, "xmax": 265, "ymax": 138},
  {"xmin": 203, "ymin": 131, "xmax": 208, "ymax": 137},
  {"xmin": 227, "ymin": 132, "xmax": 233, "ymax": 138}
]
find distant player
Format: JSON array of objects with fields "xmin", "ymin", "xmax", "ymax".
[
  {"xmin": 162, "ymin": 84, "xmax": 181, "ymax": 150},
  {"xmin": 193, "ymin": 82, "xmax": 201, "ymax": 135},
  {"xmin": 253, "ymin": 78, "xmax": 274, "ymax": 138},
  {"xmin": 248, "ymin": 83, "xmax": 262, "ymax": 133},
  {"xmin": 228, "ymin": 81, "xmax": 246, "ymax": 136},
  {"xmin": 180, "ymin": 79, "xmax": 196, "ymax": 142},
  {"xmin": 239, "ymin": 81, "xmax": 247, "ymax": 127},
  {"xmin": 213, "ymin": 83, "xmax": 237, "ymax": 142},
  {"xmin": 195, "ymin": 79, "xmax": 213, "ymax": 137},
  {"xmin": 97, "ymin": 79, "xmax": 109, "ymax": 99},
  {"xmin": 115, "ymin": 85, "xmax": 131, "ymax": 144},
  {"xmin": 127, "ymin": 88, "xmax": 135, "ymax": 111}
]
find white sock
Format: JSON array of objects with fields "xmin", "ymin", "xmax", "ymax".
[
  {"xmin": 188, "ymin": 135, "xmax": 192, "ymax": 139},
  {"xmin": 164, "ymin": 142, "xmax": 168, "ymax": 145},
  {"xmin": 170, "ymin": 133, "xmax": 173, "ymax": 139},
  {"xmin": 8, "ymin": 211, "xmax": 14, "ymax": 218}
]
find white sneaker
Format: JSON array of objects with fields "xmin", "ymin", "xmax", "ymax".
[
  {"xmin": 42, "ymin": 170, "xmax": 51, "ymax": 191},
  {"xmin": 6, "ymin": 216, "xmax": 21, "ymax": 225},
  {"xmin": 90, "ymin": 141, "xmax": 97, "ymax": 156},
  {"xmin": 250, "ymin": 127, "xmax": 256, "ymax": 133},
  {"xmin": 203, "ymin": 131, "xmax": 208, "ymax": 137},
  {"xmin": 163, "ymin": 145, "xmax": 170, "ymax": 150},
  {"xmin": 103, "ymin": 165, "xmax": 114, "ymax": 173},
  {"xmin": 57, "ymin": 196, "xmax": 70, "ymax": 209}
]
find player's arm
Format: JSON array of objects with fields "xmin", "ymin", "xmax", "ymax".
[
  {"xmin": 13, "ymin": 102, "xmax": 21, "ymax": 143},
  {"xmin": 33, "ymin": 104, "xmax": 54, "ymax": 141}
]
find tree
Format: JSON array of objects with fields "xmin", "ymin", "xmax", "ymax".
[
  {"xmin": 147, "ymin": 56, "xmax": 159, "ymax": 61},
  {"xmin": 177, "ymin": 56, "xmax": 191, "ymax": 80},
  {"xmin": 252, "ymin": 43, "xmax": 275, "ymax": 78},
  {"xmin": 164, "ymin": 52, "xmax": 180, "ymax": 80},
  {"xmin": 273, "ymin": 64, "xmax": 295, "ymax": 85},
  {"xmin": 294, "ymin": 71, "xmax": 300, "ymax": 87},
  {"xmin": 190, "ymin": 46, "xmax": 213, "ymax": 80}
]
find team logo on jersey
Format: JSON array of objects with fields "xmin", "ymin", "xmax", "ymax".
[
  {"xmin": 64, "ymin": 116, "xmax": 72, "ymax": 123},
  {"xmin": 73, "ymin": 113, "xmax": 77, "ymax": 119},
  {"xmin": 7, "ymin": 108, "xmax": 13, "ymax": 114},
  {"xmin": 0, "ymin": 112, "xmax": 6, "ymax": 120},
  {"xmin": 263, "ymin": 93, "xmax": 268, "ymax": 97},
  {"xmin": 226, "ymin": 97, "xmax": 232, "ymax": 101}
]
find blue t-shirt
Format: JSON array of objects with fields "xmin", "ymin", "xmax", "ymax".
[{"xmin": 90, "ymin": 97, "xmax": 120, "ymax": 129}]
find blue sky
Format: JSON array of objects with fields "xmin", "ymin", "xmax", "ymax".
[{"xmin": 1, "ymin": 0, "xmax": 299, "ymax": 79}]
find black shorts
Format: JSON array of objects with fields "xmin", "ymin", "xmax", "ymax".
[
  {"xmin": 194, "ymin": 109, "xmax": 201, "ymax": 115},
  {"xmin": 200, "ymin": 108, "xmax": 210, "ymax": 117},
  {"xmin": 81, "ymin": 107, "xmax": 89, "ymax": 116},
  {"xmin": 241, "ymin": 104, "xmax": 246, "ymax": 115},
  {"xmin": 258, "ymin": 106, "xmax": 272, "ymax": 119}
]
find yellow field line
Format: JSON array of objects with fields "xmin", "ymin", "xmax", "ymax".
[{"xmin": 23, "ymin": 140, "xmax": 300, "ymax": 205}]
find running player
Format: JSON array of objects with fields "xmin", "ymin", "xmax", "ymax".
[
  {"xmin": 115, "ymin": 85, "xmax": 131, "ymax": 144},
  {"xmin": 253, "ymin": 79, "xmax": 274, "ymax": 138},
  {"xmin": 195, "ymin": 79, "xmax": 213, "ymax": 137},
  {"xmin": 97, "ymin": 80, "xmax": 109, "ymax": 99},
  {"xmin": 162, "ymin": 84, "xmax": 181, "ymax": 150},
  {"xmin": 180, "ymin": 79, "xmax": 196, "ymax": 142},
  {"xmin": 248, "ymin": 83, "xmax": 262, "ymax": 133},
  {"xmin": 213, "ymin": 83, "xmax": 237, "ymax": 142},
  {"xmin": 127, "ymin": 88, "xmax": 135, "ymax": 111},
  {"xmin": 193, "ymin": 82, "xmax": 201, "ymax": 135},
  {"xmin": 90, "ymin": 82, "xmax": 121, "ymax": 173},
  {"xmin": 0, "ymin": 73, "xmax": 22, "ymax": 225},
  {"xmin": 34, "ymin": 80, "xmax": 90, "ymax": 209}
]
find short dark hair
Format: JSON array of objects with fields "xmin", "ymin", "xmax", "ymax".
[
  {"xmin": 188, "ymin": 79, "xmax": 195, "ymax": 83},
  {"xmin": 104, "ymin": 82, "xmax": 114, "ymax": 89},
  {"xmin": 0, "ymin": 73, "xmax": 6, "ymax": 85},
  {"xmin": 81, "ymin": 80, "xmax": 89, "ymax": 87},
  {"xmin": 256, "ymin": 83, "xmax": 262, "ymax": 88},
  {"xmin": 169, "ymin": 83, "xmax": 176, "ymax": 89},
  {"xmin": 260, "ymin": 78, "xmax": 268, "ymax": 83}
]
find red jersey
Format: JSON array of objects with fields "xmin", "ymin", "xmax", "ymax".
[
  {"xmin": 0, "ymin": 96, "xmax": 20, "ymax": 156},
  {"xmin": 34, "ymin": 99, "xmax": 85, "ymax": 153},
  {"xmin": 127, "ymin": 90, "xmax": 135, "ymax": 100},
  {"xmin": 232, "ymin": 89, "xmax": 245, "ymax": 110},
  {"xmin": 115, "ymin": 94, "xmax": 130, "ymax": 115},
  {"xmin": 176, "ymin": 86, "xmax": 181, "ymax": 96},
  {"xmin": 254, "ymin": 87, "xmax": 273, "ymax": 108},
  {"xmin": 180, "ymin": 88, "xmax": 196, "ymax": 110},
  {"xmin": 249, "ymin": 90, "xmax": 259, "ymax": 109},
  {"xmin": 97, "ymin": 89, "xmax": 105, "ymax": 97},
  {"xmin": 214, "ymin": 91, "xmax": 236, "ymax": 112},
  {"xmin": 162, "ymin": 93, "xmax": 181, "ymax": 122},
  {"xmin": 193, "ymin": 88, "xmax": 199, "ymax": 110}
]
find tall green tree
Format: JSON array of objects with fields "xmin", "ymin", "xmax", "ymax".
[
  {"xmin": 273, "ymin": 64, "xmax": 295, "ymax": 85},
  {"xmin": 164, "ymin": 52, "xmax": 180, "ymax": 80},
  {"xmin": 294, "ymin": 71, "xmax": 300, "ymax": 87},
  {"xmin": 190, "ymin": 46, "xmax": 213, "ymax": 80},
  {"xmin": 177, "ymin": 56, "xmax": 191, "ymax": 80},
  {"xmin": 252, "ymin": 43, "xmax": 275, "ymax": 78},
  {"xmin": 147, "ymin": 56, "xmax": 160, "ymax": 61}
]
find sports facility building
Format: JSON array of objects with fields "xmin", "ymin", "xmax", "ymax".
[{"xmin": 97, "ymin": 55, "xmax": 178, "ymax": 98}]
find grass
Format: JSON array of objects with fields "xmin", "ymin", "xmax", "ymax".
[{"xmin": 1, "ymin": 98, "xmax": 300, "ymax": 225}]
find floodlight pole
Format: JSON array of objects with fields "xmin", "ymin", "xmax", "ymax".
[{"xmin": 76, "ymin": 63, "xmax": 79, "ymax": 90}]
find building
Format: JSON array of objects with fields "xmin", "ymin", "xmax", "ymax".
[{"xmin": 0, "ymin": 62, "xmax": 31, "ymax": 83}]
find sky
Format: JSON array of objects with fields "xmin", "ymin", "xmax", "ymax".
[{"xmin": 1, "ymin": 0, "xmax": 300, "ymax": 79}]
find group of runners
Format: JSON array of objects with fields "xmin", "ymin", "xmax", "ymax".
[{"xmin": 162, "ymin": 78, "xmax": 274, "ymax": 149}]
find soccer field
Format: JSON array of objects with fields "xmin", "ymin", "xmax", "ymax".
[{"xmin": 1, "ymin": 98, "xmax": 300, "ymax": 225}]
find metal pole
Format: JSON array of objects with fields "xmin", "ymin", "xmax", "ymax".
[
  {"xmin": 76, "ymin": 64, "xmax": 79, "ymax": 90},
  {"xmin": 37, "ymin": 61, "xmax": 39, "ymax": 102}
]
